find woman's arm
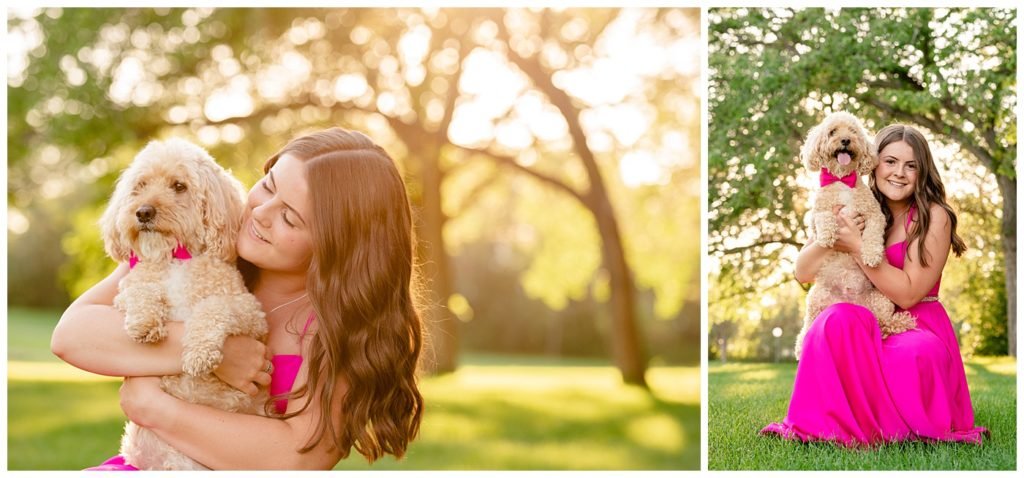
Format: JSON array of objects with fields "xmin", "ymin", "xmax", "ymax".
[
  {"xmin": 50, "ymin": 263, "xmax": 185, "ymax": 376},
  {"xmin": 794, "ymin": 206, "xmax": 867, "ymax": 283},
  {"xmin": 51, "ymin": 263, "xmax": 271, "ymax": 394},
  {"xmin": 835, "ymin": 204, "xmax": 950, "ymax": 309},
  {"xmin": 794, "ymin": 239, "xmax": 830, "ymax": 284},
  {"xmin": 121, "ymin": 372, "xmax": 348, "ymax": 470}
]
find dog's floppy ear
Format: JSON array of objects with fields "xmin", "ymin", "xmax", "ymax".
[
  {"xmin": 99, "ymin": 168, "xmax": 133, "ymax": 263},
  {"xmin": 196, "ymin": 156, "xmax": 246, "ymax": 263},
  {"xmin": 801, "ymin": 120, "xmax": 824, "ymax": 172},
  {"xmin": 857, "ymin": 135, "xmax": 879, "ymax": 176}
]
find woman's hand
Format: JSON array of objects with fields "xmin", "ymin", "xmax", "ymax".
[
  {"xmin": 120, "ymin": 376, "xmax": 173, "ymax": 427},
  {"xmin": 213, "ymin": 335, "xmax": 273, "ymax": 396},
  {"xmin": 831, "ymin": 205, "xmax": 866, "ymax": 233},
  {"xmin": 833, "ymin": 211, "xmax": 864, "ymax": 255}
]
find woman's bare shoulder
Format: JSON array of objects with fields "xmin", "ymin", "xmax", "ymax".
[{"xmin": 924, "ymin": 203, "xmax": 951, "ymax": 234}]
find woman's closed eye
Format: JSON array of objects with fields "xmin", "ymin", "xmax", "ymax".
[{"xmin": 261, "ymin": 178, "xmax": 297, "ymax": 227}]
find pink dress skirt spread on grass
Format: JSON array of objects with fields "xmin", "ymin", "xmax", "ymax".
[{"xmin": 760, "ymin": 239, "xmax": 988, "ymax": 446}]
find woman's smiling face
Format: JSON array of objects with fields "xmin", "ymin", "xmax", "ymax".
[
  {"xmin": 874, "ymin": 140, "xmax": 918, "ymax": 203},
  {"xmin": 236, "ymin": 153, "xmax": 314, "ymax": 273}
]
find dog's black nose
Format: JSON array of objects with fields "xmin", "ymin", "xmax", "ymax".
[
  {"xmin": 841, "ymin": 138, "xmax": 851, "ymax": 147},
  {"xmin": 136, "ymin": 205, "xmax": 156, "ymax": 223}
]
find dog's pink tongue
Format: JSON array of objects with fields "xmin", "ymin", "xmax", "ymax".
[{"xmin": 837, "ymin": 152, "xmax": 851, "ymax": 165}]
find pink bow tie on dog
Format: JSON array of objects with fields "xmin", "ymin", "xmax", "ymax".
[
  {"xmin": 128, "ymin": 244, "xmax": 192, "ymax": 269},
  {"xmin": 820, "ymin": 168, "xmax": 857, "ymax": 188}
]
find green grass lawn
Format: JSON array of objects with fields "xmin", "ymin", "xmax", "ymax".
[
  {"xmin": 7, "ymin": 307, "xmax": 67, "ymax": 362},
  {"xmin": 708, "ymin": 358, "xmax": 1016, "ymax": 470},
  {"xmin": 7, "ymin": 307, "xmax": 698, "ymax": 470}
]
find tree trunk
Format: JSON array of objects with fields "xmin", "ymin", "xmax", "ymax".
[
  {"xmin": 418, "ymin": 149, "xmax": 459, "ymax": 374},
  {"xmin": 379, "ymin": 31, "xmax": 468, "ymax": 375},
  {"xmin": 546, "ymin": 313, "xmax": 563, "ymax": 357},
  {"xmin": 485, "ymin": 10, "xmax": 647, "ymax": 384},
  {"xmin": 997, "ymin": 174, "xmax": 1016, "ymax": 357},
  {"xmin": 590, "ymin": 193, "xmax": 648, "ymax": 387}
]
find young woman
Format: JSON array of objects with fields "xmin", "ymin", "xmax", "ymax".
[
  {"xmin": 761, "ymin": 124, "xmax": 988, "ymax": 445},
  {"xmin": 51, "ymin": 128, "xmax": 424, "ymax": 469}
]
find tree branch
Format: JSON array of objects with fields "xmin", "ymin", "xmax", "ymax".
[
  {"xmin": 717, "ymin": 238, "xmax": 803, "ymax": 256},
  {"xmin": 865, "ymin": 78, "xmax": 919, "ymax": 91},
  {"xmin": 384, "ymin": 113, "xmax": 430, "ymax": 147},
  {"xmin": 489, "ymin": 10, "xmax": 616, "ymax": 202},
  {"xmin": 856, "ymin": 95, "xmax": 998, "ymax": 173},
  {"xmin": 710, "ymin": 274, "xmax": 800, "ymax": 304},
  {"xmin": 937, "ymin": 94, "xmax": 1003, "ymax": 155},
  {"xmin": 874, "ymin": 65, "xmax": 926, "ymax": 91},
  {"xmin": 448, "ymin": 167, "xmax": 501, "ymax": 218},
  {"xmin": 453, "ymin": 144, "xmax": 587, "ymax": 205},
  {"xmin": 437, "ymin": 37, "xmax": 472, "ymax": 141},
  {"xmin": 863, "ymin": 69, "xmax": 1004, "ymax": 167}
]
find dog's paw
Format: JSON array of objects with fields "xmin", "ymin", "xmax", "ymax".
[
  {"xmin": 861, "ymin": 249, "xmax": 883, "ymax": 268},
  {"xmin": 879, "ymin": 311, "xmax": 916, "ymax": 338},
  {"xmin": 181, "ymin": 346, "xmax": 222, "ymax": 376},
  {"xmin": 113, "ymin": 294, "xmax": 127, "ymax": 313},
  {"xmin": 891, "ymin": 310, "xmax": 916, "ymax": 333},
  {"xmin": 124, "ymin": 317, "xmax": 167, "ymax": 344},
  {"xmin": 813, "ymin": 215, "xmax": 838, "ymax": 247},
  {"xmin": 861, "ymin": 243, "xmax": 884, "ymax": 267}
]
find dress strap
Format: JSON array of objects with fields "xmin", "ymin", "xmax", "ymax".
[
  {"xmin": 904, "ymin": 204, "xmax": 916, "ymax": 230},
  {"xmin": 297, "ymin": 313, "xmax": 316, "ymax": 346}
]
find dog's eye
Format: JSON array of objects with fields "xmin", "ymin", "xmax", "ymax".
[
  {"xmin": 828, "ymin": 128, "xmax": 836, "ymax": 137},
  {"xmin": 173, "ymin": 181, "xmax": 188, "ymax": 193}
]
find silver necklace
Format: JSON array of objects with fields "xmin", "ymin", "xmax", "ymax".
[{"xmin": 268, "ymin": 293, "xmax": 308, "ymax": 315}]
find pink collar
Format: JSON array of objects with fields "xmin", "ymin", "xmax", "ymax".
[
  {"xmin": 128, "ymin": 244, "xmax": 192, "ymax": 269},
  {"xmin": 820, "ymin": 168, "xmax": 856, "ymax": 188}
]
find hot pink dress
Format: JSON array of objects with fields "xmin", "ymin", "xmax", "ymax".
[
  {"xmin": 86, "ymin": 315, "xmax": 315, "ymax": 470},
  {"xmin": 761, "ymin": 211, "xmax": 988, "ymax": 446}
]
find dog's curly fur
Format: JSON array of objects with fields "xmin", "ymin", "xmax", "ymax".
[
  {"xmin": 100, "ymin": 138, "xmax": 267, "ymax": 470},
  {"xmin": 794, "ymin": 112, "xmax": 916, "ymax": 359}
]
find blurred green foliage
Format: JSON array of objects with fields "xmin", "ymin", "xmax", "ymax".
[
  {"xmin": 707, "ymin": 8, "xmax": 1016, "ymax": 357},
  {"xmin": 8, "ymin": 7, "xmax": 699, "ymax": 363}
]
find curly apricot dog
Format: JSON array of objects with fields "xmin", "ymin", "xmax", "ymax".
[
  {"xmin": 100, "ymin": 138, "xmax": 266, "ymax": 469},
  {"xmin": 795, "ymin": 112, "xmax": 915, "ymax": 359}
]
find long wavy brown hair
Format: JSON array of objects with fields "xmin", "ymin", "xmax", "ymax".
[
  {"xmin": 869, "ymin": 124, "xmax": 966, "ymax": 266},
  {"xmin": 246, "ymin": 127, "xmax": 424, "ymax": 462}
]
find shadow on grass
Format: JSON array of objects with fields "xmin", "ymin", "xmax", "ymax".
[
  {"xmin": 11, "ymin": 309, "xmax": 697, "ymax": 470},
  {"xmin": 8, "ymin": 380, "xmax": 125, "ymax": 470},
  {"xmin": 340, "ymin": 384, "xmax": 699, "ymax": 470},
  {"xmin": 964, "ymin": 361, "xmax": 1017, "ymax": 388},
  {"xmin": 962, "ymin": 361, "xmax": 1017, "ymax": 452},
  {"xmin": 10, "ymin": 375, "xmax": 698, "ymax": 470}
]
